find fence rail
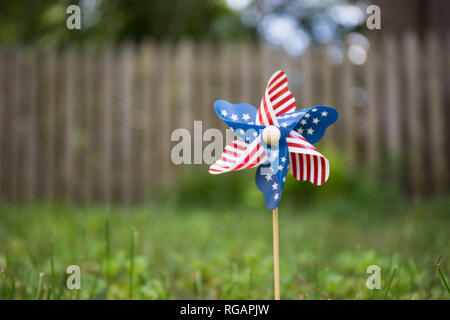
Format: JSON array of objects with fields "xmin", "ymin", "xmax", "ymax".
[{"xmin": 0, "ymin": 32, "xmax": 449, "ymax": 204}]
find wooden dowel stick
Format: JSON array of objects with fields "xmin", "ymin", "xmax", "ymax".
[{"xmin": 272, "ymin": 207, "xmax": 280, "ymax": 300}]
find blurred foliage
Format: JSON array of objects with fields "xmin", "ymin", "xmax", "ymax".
[
  {"xmin": 0, "ymin": 0, "xmax": 256, "ymax": 46},
  {"xmin": 0, "ymin": 0, "xmax": 365, "ymax": 46}
]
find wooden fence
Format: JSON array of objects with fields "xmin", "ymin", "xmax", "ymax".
[{"xmin": 0, "ymin": 32, "xmax": 448, "ymax": 205}]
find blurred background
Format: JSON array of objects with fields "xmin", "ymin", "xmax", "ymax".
[{"xmin": 0, "ymin": 0, "xmax": 449, "ymax": 300}]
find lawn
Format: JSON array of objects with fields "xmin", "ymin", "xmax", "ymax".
[{"xmin": 0, "ymin": 194, "xmax": 449, "ymax": 300}]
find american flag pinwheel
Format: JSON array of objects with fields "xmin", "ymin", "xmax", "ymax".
[{"xmin": 209, "ymin": 70, "xmax": 338, "ymax": 210}]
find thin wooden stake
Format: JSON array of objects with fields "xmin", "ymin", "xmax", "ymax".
[{"xmin": 272, "ymin": 208, "xmax": 280, "ymax": 300}]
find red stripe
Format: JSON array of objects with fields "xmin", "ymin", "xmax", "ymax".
[
  {"xmin": 232, "ymin": 142, "xmax": 246, "ymax": 151},
  {"xmin": 268, "ymin": 71, "xmax": 284, "ymax": 88},
  {"xmin": 313, "ymin": 156, "xmax": 318, "ymax": 185},
  {"xmin": 287, "ymin": 142, "xmax": 317, "ymax": 152},
  {"xmin": 299, "ymin": 154, "xmax": 304, "ymax": 180},
  {"xmin": 269, "ymin": 86, "xmax": 288, "ymax": 102},
  {"xmin": 268, "ymin": 78, "xmax": 286, "ymax": 95},
  {"xmin": 306, "ymin": 155, "xmax": 311, "ymax": 182},
  {"xmin": 235, "ymin": 143, "xmax": 259, "ymax": 170},
  {"xmin": 262, "ymin": 94, "xmax": 274, "ymax": 125},
  {"xmin": 273, "ymin": 94, "xmax": 294, "ymax": 110},
  {"xmin": 320, "ymin": 157, "xmax": 326, "ymax": 185},
  {"xmin": 257, "ymin": 109, "xmax": 264, "ymax": 125},
  {"xmin": 290, "ymin": 154, "xmax": 297, "ymax": 180},
  {"xmin": 275, "ymin": 101, "xmax": 296, "ymax": 116}
]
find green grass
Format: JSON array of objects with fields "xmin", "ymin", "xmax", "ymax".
[{"xmin": 0, "ymin": 196, "xmax": 449, "ymax": 300}]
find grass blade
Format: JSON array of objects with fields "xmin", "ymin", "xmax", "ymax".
[
  {"xmin": 383, "ymin": 266, "xmax": 397, "ymax": 300},
  {"xmin": 427, "ymin": 255, "xmax": 442, "ymax": 299},
  {"xmin": 36, "ymin": 272, "xmax": 44, "ymax": 300},
  {"xmin": 104, "ymin": 219, "xmax": 110, "ymax": 297},
  {"xmin": 437, "ymin": 264, "xmax": 450, "ymax": 295},
  {"xmin": 128, "ymin": 227, "xmax": 137, "ymax": 299},
  {"xmin": 49, "ymin": 240, "xmax": 55, "ymax": 299}
]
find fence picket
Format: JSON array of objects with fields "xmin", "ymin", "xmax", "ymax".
[
  {"xmin": 24, "ymin": 51, "xmax": 38, "ymax": 202},
  {"xmin": 426, "ymin": 33, "xmax": 447, "ymax": 192},
  {"xmin": 342, "ymin": 46, "xmax": 356, "ymax": 165},
  {"xmin": 365, "ymin": 41, "xmax": 379, "ymax": 175},
  {"xmin": 404, "ymin": 32, "xmax": 424, "ymax": 193}
]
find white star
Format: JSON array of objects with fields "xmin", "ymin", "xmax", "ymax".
[
  {"xmin": 321, "ymin": 111, "xmax": 328, "ymax": 117},
  {"xmin": 253, "ymin": 132, "xmax": 258, "ymax": 137},
  {"xmin": 274, "ymin": 193, "xmax": 279, "ymax": 200},
  {"xmin": 282, "ymin": 177, "xmax": 286, "ymax": 182},
  {"xmin": 307, "ymin": 127, "xmax": 314, "ymax": 135},
  {"xmin": 281, "ymin": 122, "xmax": 288, "ymax": 128},
  {"xmin": 221, "ymin": 110, "xmax": 228, "ymax": 117},
  {"xmin": 313, "ymin": 118, "xmax": 319, "ymax": 124},
  {"xmin": 304, "ymin": 113, "xmax": 310, "ymax": 118},
  {"xmin": 238, "ymin": 129, "xmax": 244, "ymax": 134},
  {"xmin": 272, "ymin": 182, "xmax": 278, "ymax": 190},
  {"xmin": 312, "ymin": 108, "xmax": 318, "ymax": 112},
  {"xmin": 300, "ymin": 119, "xmax": 307, "ymax": 125},
  {"xmin": 265, "ymin": 174, "xmax": 272, "ymax": 181},
  {"xmin": 281, "ymin": 157, "xmax": 286, "ymax": 163},
  {"xmin": 278, "ymin": 165, "xmax": 283, "ymax": 170},
  {"xmin": 242, "ymin": 113, "xmax": 250, "ymax": 121},
  {"xmin": 245, "ymin": 136, "xmax": 250, "ymax": 141},
  {"xmin": 231, "ymin": 114, "xmax": 238, "ymax": 121},
  {"xmin": 297, "ymin": 128, "xmax": 304, "ymax": 134}
]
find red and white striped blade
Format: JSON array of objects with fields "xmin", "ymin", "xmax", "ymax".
[
  {"xmin": 209, "ymin": 137, "xmax": 268, "ymax": 174},
  {"xmin": 256, "ymin": 70, "xmax": 296, "ymax": 127},
  {"xmin": 287, "ymin": 131, "xmax": 330, "ymax": 186}
]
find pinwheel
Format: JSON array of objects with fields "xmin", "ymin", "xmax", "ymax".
[{"xmin": 209, "ymin": 70, "xmax": 338, "ymax": 299}]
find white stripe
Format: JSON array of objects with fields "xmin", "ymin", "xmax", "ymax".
[
  {"xmin": 268, "ymin": 79, "xmax": 287, "ymax": 97},
  {"xmin": 271, "ymin": 90, "xmax": 291, "ymax": 106},
  {"xmin": 268, "ymin": 73, "xmax": 286, "ymax": 91},
  {"xmin": 264, "ymin": 90, "xmax": 279, "ymax": 126},
  {"xmin": 275, "ymin": 97, "xmax": 296, "ymax": 114},
  {"xmin": 317, "ymin": 155, "xmax": 322, "ymax": 185}
]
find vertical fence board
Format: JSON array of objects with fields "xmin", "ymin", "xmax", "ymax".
[
  {"xmin": 426, "ymin": 33, "xmax": 447, "ymax": 192},
  {"xmin": 160, "ymin": 43, "xmax": 172, "ymax": 184},
  {"xmin": 404, "ymin": 32, "xmax": 424, "ymax": 193},
  {"xmin": 101, "ymin": 47, "xmax": 113, "ymax": 204},
  {"xmin": 62, "ymin": 48, "xmax": 76, "ymax": 203},
  {"xmin": 24, "ymin": 52, "xmax": 38, "ymax": 202},
  {"xmin": 240, "ymin": 43, "xmax": 251, "ymax": 103},
  {"xmin": 365, "ymin": 42, "xmax": 379, "ymax": 175},
  {"xmin": 82, "ymin": 48, "xmax": 95, "ymax": 204},
  {"xmin": 342, "ymin": 48, "xmax": 356, "ymax": 165},
  {"xmin": 320, "ymin": 46, "xmax": 335, "ymax": 142},
  {"xmin": 0, "ymin": 50, "xmax": 4, "ymax": 198},
  {"xmin": 384, "ymin": 36, "xmax": 401, "ymax": 155},
  {"xmin": 300, "ymin": 47, "xmax": 313, "ymax": 107},
  {"xmin": 44, "ymin": 51, "xmax": 57, "ymax": 202},
  {"xmin": 139, "ymin": 42, "xmax": 154, "ymax": 195},
  {"xmin": 119, "ymin": 45, "xmax": 134, "ymax": 205},
  {"xmin": 199, "ymin": 43, "xmax": 212, "ymax": 127},
  {"xmin": 11, "ymin": 51, "xmax": 23, "ymax": 202}
]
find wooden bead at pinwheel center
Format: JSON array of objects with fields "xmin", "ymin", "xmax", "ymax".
[{"xmin": 262, "ymin": 126, "xmax": 281, "ymax": 146}]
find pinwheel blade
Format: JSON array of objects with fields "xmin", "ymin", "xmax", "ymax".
[
  {"xmin": 256, "ymin": 70, "xmax": 296, "ymax": 127},
  {"xmin": 287, "ymin": 131, "xmax": 330, "ymax": 186},
  {"xmin": 209, "ymin": 137, "xmax": 268, "ymax": 174}
]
